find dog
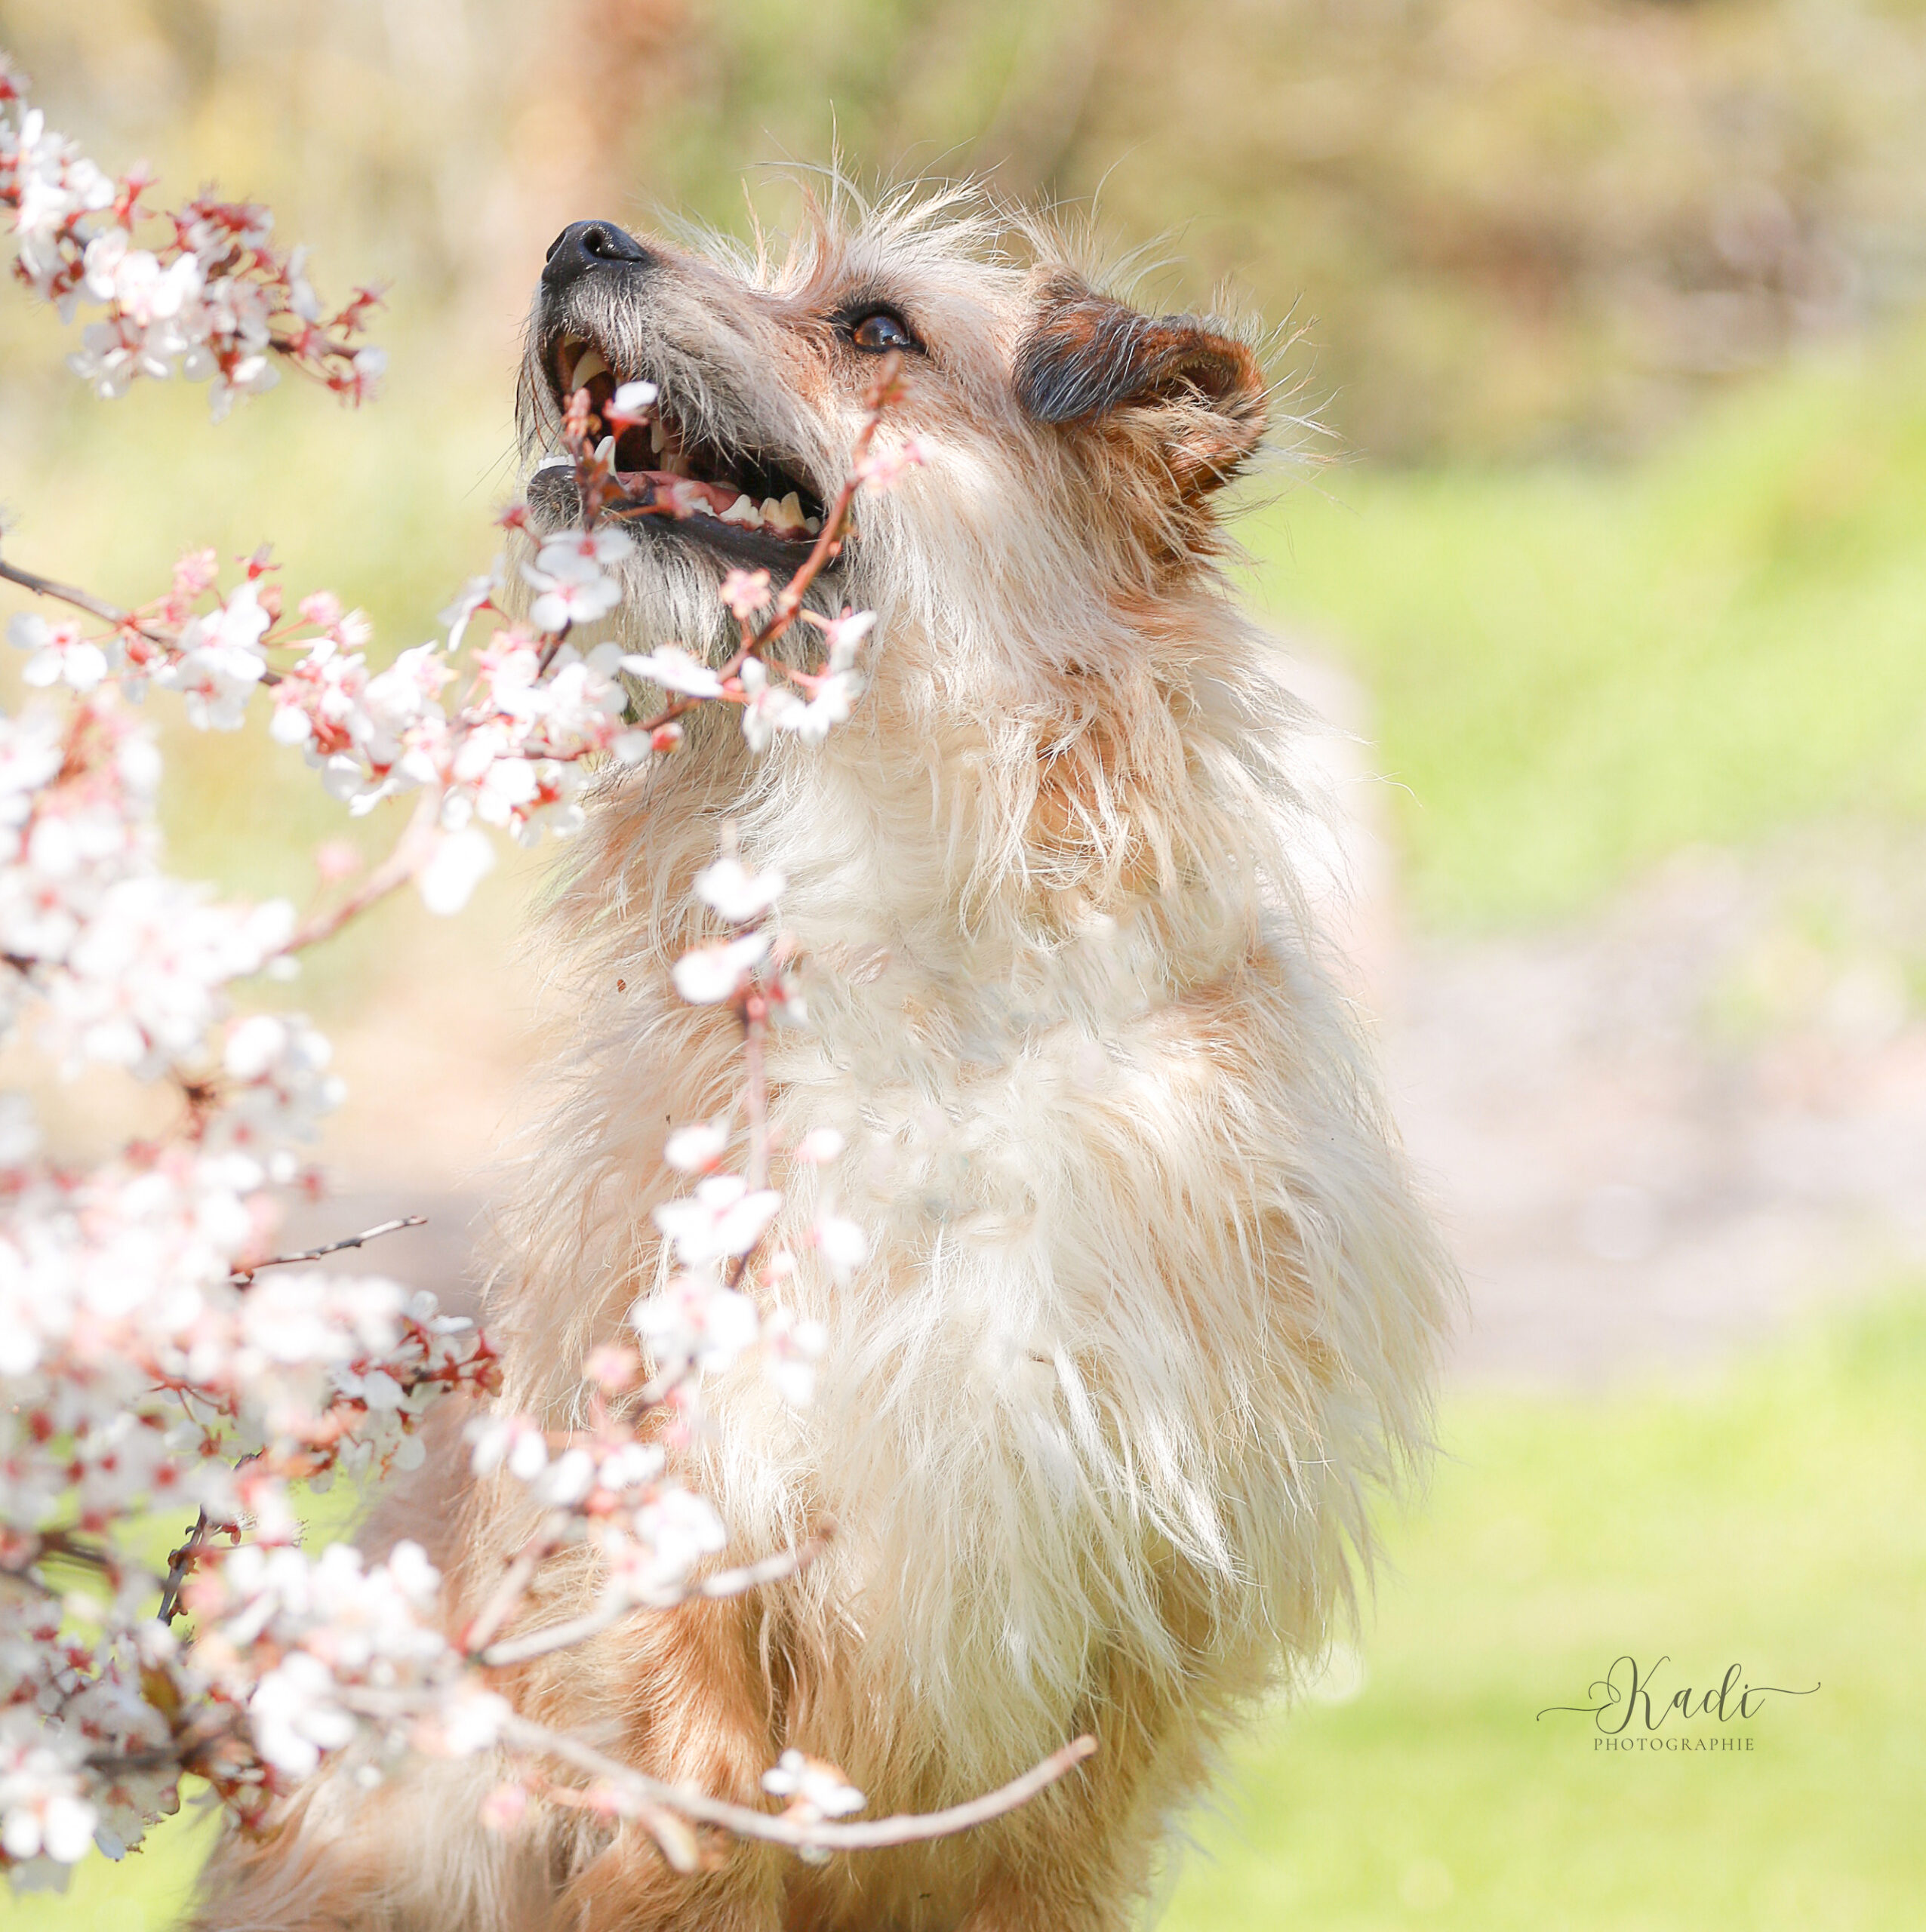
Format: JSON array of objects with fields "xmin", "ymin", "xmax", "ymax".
[{"xmin": 194, "ymin": 183, "xmax": 1455, "ymax": 1931}]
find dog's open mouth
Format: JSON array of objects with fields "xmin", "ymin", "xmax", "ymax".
[{"xmin": 534, "ymin": 335, "xmax": 829, "ymax": 566}]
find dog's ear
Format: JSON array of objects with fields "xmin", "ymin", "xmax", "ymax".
[{"xmin": 1014, "ymin": 275, "xmax": 1266, "ymax": 494}]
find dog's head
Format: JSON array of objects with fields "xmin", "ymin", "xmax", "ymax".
[{"xmin": 516, "ymin": 189, "xmax": 1275, "ymax": 675}]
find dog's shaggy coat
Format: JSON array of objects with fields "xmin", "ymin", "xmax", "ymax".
[{"xmin": 194, "ymin": 185, "xmax": 1456, "ymax": 1932}]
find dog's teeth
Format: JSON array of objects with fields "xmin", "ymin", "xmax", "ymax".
[
  {"xmin": 761, "ymin": 497, "xmax": 784, "ymax": 527},
  {"xmin": 768, "ymin": 491, "xmax": 806, "ymax": 534},
  {"xmin": 803, "ymin": 515, "xmax": 822, "ymax": 535},
  {"xmin": 721, "ymin": 494, "xmax": 761, "ymax": 526},
  {"xmin": 595, "ymin": 435, "xmax": 616, "ymax": 465},
  {"xmin": 650, "ymin": 420, "xmax": 666, "ymax": 454},
  {"xmin": 571, "ymin": 346, "xmax": 609, "ymax": 391}
]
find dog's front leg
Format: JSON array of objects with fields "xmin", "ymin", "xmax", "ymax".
[{"xmin": 539, "ymin": 1592, "xmax": 786, "ymax": 1932}]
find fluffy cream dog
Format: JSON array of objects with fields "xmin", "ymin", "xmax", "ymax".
[{"xmin": 195, "ymin": 186, "xmax": 1455, "ymax": 1932}]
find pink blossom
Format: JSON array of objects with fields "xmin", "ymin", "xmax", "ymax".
[
  {"xmin": 853, "ymin": 437, "xmax": 928, "ymax": 490},
  {"xmin": 719, "ymin": 568, "xmax": 771, "ymax": 620}
]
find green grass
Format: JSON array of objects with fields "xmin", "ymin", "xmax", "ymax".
[
  {"xmin": 8, "ymin": 1294, "xmax": 1919, "ymax": 1930},
  {"xmin": 1241, "ymin": 324, "xmax": 1926, "ymax": 928},
  {"xmin": 1159, "ymin": 1292, "xmax": 1926, "ymax": 1932}
]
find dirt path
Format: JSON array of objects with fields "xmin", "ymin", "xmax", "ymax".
[{"xmin": 1286, "ymin": 651, "xmax": 1926, "ymax": 1386}]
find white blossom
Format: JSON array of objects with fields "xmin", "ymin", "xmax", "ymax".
[
  {"xmin": 737, "ymin": 657, "xmax": 806, "ymax": 752},
  {"xmin": 418, "ymin": 827, "xmax": 497, "ymax": 915},
  {"xmin": 621, "ymin": 645, "xmax": 723, "ymax": 699},
  {"xmin": 521, "ymin": 548, "xmax": 623, "ymax": 633},
  {"xmin": 631, "ymin": 1266, "xmax": 762, "ymax": 1374},
  {"xmin": 671, "ymin": 931, "xmax": 771, "ymax": 1005},
  {"xmin": 762, "ymin": 1748, "xmax": 865, "ymax": 1817},
  {"xmin": 9, "ymin": 612, "xmax": 106, "ymax": 691},
  {"xmin": 653, "ymin": 1175, "xmax": 783, "ymax": 1269},
  {"xmin": 812, "ymin": 1212, "xmax": 869, "ymax": 1284},
  {"xmin": 595, "ymin": 1486, "xmax": 728, "ymax": 1609},
  {"xmin": 664, "ymin": 1120, "xmax": 729, "ymax": 1173},
  {"xmin": 694, "ymin": 856, "xmax": 786, "ymax": 924},
  {"xmin": 793, "ymin": 1128, "xmax": 845, "ymax": 1166},
  {"xmin": 761, "ymin": 1304, "xmax": 829, "ymax": 1407}
]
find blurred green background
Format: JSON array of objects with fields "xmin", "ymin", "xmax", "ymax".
[{"xmin": 2, "ymin": 0, "xmax": 1922, "ymax": 1925}]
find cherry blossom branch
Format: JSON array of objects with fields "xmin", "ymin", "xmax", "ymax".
[
  {"xmin": 231, "ymin": 1216, "xmax": 427, "ymax": 1281},
  {"xmin": 0, "ymin": 549, "xmax": 134, "ymax": 629},
  {"xmin": 2, "ymin": 63, "xmax": 383, "ymax": 412},
  {"xmin": 746, "ymin": 351, "xmax": 904, "ymax": 657},
  {"xmin": 474, "ymin": 1531, "xmax": 833, "ymax": 1669},
  {"xmin": 459, "ymin": 1514, "xmax": 570, "ymax": 1658},
  {"xmin": 283, "ymin": 788, "xmax": 443, "ymax": 952},
  {"xmin": 0, "ymin": 72, "xmax": 925, "ymax": 1878},
  {"xmin": 490, "ymin": 1712, "xmax": 1097, "ymax": 1854},
  {"xmin": 156, "ymin": 1512, "xmax": 214, "ymax": 1623}
]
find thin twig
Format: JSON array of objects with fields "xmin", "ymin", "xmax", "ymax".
[
  {"xmin": 740, "ymin": 1003, "xmax": 770, "ymax": 1195},
  {"xmin": 491, "ymin": 1710, "xmax": 1096, "ymax": 1854},
  {"xmin": 82, "ymin": 1711, "xmax": 242, "ymax": 1779},
  {"xmin": 476, "ymin": 1532, "xmax": 832, "ymax": 1669},
  {"xmin": 156, "ymin": 1512, "xmax": 212, "ymax": 1623},
  {"xmin": 25, "ymin": 1528, "xmax": 115, "ymax": 1573},
  {"xmin": 460, "ymin": 1512, "xmax": 568, "ymax": 1657},
  {"xmin": 285, "ymin": 786, "xmax": 442, "ymax": 952},
  {"xmin": 744, "ymin": 351, "xmax": 903, "ymax": 661},
  {"xmin": 518, "ymin": 1770, "xmax": 703, "ymax": 1869},
  {"xmin": 0, "ymin": 549, "xmax": 135, "ymax": 628},
  {"xmin": 231, "ymin": 1216, "xmax": 426, "ymax": 1281}
]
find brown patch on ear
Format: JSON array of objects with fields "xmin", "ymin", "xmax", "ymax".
[{"xmin": 1015, "ymin": 274, "xmax": 1267, "ymax": 494}]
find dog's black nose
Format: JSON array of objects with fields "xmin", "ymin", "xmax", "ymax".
[{"xmin": 542, "ymin": 220, "xmax": 653, "ymax": 297}]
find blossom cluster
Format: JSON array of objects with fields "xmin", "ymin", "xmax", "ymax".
[
  {"xmin": 464, "ymin": 852, "xmax": 869, "ymax": 1645},
  {"xmin": 0, "ymin": 89, "xmax": 921, "ymax": 1884},
  {"xmin": 0, "ymin": 57, "xmax": 382, "ymax": 415}
]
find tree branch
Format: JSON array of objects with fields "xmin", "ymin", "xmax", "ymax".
[
  {"xmin": 475, "ymin": 1532, "xmax": 832, "ymax": 1669},
  {"xmin": 156, "ymin": 1512, "xmax": 212, "ymax": 1623},
  {"xmin": 231, "ymin": 1216, "xmax": 426, "ymax": 1281},
  {"xmin": 460, "ymin": 1512, "xmax": 568, "ymax": 1657},
  {"xmin": 285, "ymin": 786, "xmax": 442, "ymax": 952},
  {"xmin": 491, "ymin": 1710, "xmax": 1095, "ymax": 1854},
  {"xmin": 0, "ymin": 549, "xmax": 135, "ymax": 628}
]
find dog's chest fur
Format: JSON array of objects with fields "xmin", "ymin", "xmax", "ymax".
[{"xmin": 497, "ymin": 689, "xmax": 1446, "ymax": 1806}]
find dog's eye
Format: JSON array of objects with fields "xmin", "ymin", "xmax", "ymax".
[{"xmin": 849, "ymin": 309, "xmax": 918, "ymax": 354}]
